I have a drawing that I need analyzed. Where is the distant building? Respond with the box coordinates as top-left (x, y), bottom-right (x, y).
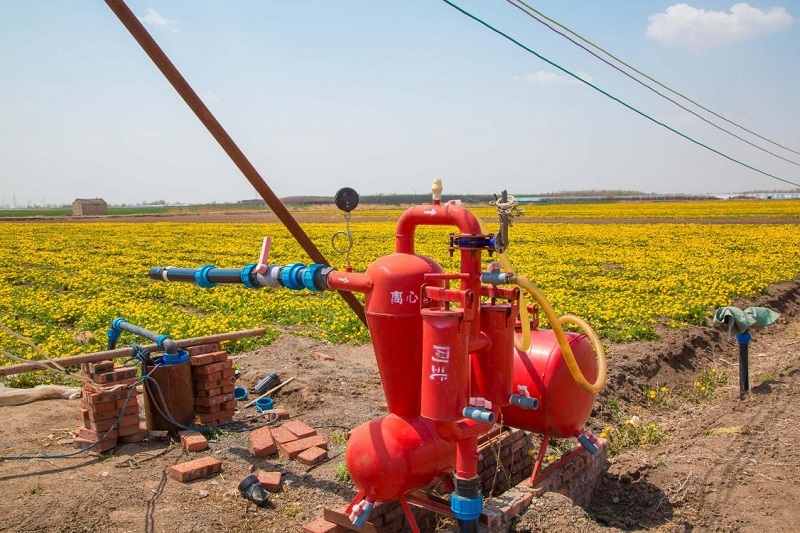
top-left (72, 198), bottom-right (108, 216)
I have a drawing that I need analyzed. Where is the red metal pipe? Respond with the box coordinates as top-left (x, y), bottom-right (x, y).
top-left (395, 204), bottom-right (485, 255)
top-left (327, 271), bottom-right (373, 293)
top-left (103, 0), bottom-right (366, 326)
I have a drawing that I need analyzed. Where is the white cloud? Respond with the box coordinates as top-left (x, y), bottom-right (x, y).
top-left (514, 70), bottom-right (593, 86)
top-left (138, 7), bottom-right (179, 33)
top-left (647, 3), bottom-right (794, 53)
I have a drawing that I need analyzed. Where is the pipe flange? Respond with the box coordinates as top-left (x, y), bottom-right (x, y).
top-left (301, 264), bottom-right (326, 292)
top-left (195, 265), bottom-right (218, 288)
top-left (240, 263), bottom-right (259, 289)
top-left (281, 263), bottom-right (305, 290)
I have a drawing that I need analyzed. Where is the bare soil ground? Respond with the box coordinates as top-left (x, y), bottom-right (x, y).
top-left (0, 281), bottom-right (798, 532)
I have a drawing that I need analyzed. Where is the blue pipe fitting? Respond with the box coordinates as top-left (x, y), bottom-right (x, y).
top-left (301, 264), bottom-right (325, 292)
top-left (577, 433), bottom-right (598, 454)
top-left (736, 332), bottom-right (752, 345)
top-left (161, 349), bottom-right (189, 365)
top-left (351, 501), bottom-right (374, 528)
top-left (240, 263), bottom-right (258, 289)
top-left (480, 270), bottom-right (512, 285)
top-left (110, 317), bottom-right (127, 332)
top-left (195, 265), bottom-right (218, 288)
top-left (463, 406), bottom-right (495, 425)
top-left (509, 394), bottom-right (539, 410)
top-left (450, 493), bottom-right (483, 522)
top-left (155, 334), bottom-right (171, 350)
top-left (281, 263), bottom-right (305, 290)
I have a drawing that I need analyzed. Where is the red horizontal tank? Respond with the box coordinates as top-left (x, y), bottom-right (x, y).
top-left (501, 329), bottom-right (598, 438)
top-left (346, 414), bottom-right (456, 502)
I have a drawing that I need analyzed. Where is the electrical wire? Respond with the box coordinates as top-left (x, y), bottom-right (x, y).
top-left (507, 0), bottom-right (800, 157)
top-left (439, 0), bottom-right (800, 188)
top-left (504, 0), bottom-right (800, 168)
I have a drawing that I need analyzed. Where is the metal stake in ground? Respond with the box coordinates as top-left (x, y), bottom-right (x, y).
top-left (736, 332), bottom-right (751, 400)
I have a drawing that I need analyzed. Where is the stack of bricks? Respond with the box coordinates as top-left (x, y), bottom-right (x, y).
top-left (188, 344), bottom-right (237, 426)
top-left (477, 427), bottom-right (537, 496)
top-left (74, 361), bottom-right (142, 452)
top-left (273, 420), bottom-right (329, 466)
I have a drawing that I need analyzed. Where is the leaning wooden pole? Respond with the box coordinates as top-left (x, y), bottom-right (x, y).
top-left (103, 0), bottom-right (367, 326)
top-left (0, 328), bottom-right (266, 377)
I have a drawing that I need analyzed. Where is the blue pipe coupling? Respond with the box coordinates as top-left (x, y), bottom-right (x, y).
top-left (450, 493), bottom-right (483, 522)
top-left (463, 406), bottom-right (495, 425)
top-left (509, 394), bottom-right (539, 410)
top-left (577, 433), bottom-right (598, 454)
top-left (349, 500), bottom-right (373, 528)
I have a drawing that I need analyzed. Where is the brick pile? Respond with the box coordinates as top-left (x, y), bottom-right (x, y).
top-left (188, 344), bottom-right (237, 426)
top-left (308, 429), bottom-right (609, 533)
top-left (74, 361), bottom-right (142, 452)
top-left (250, 418), bottom-right (329, 466)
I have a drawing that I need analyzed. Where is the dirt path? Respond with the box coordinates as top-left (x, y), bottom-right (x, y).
top-left (3, 211), bottom-right (799, 225)
top-left (0, 284), bottom-right (798, 532)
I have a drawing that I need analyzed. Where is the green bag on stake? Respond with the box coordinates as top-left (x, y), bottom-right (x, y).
top-left (712, 306), bottom-right (780, 338)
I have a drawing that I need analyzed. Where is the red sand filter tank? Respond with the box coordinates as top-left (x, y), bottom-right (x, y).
top-left (147, 182), bottom-right (607, 531)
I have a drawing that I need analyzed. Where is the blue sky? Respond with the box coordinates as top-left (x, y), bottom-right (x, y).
top-left (1, 1), bottom-right (798, 206)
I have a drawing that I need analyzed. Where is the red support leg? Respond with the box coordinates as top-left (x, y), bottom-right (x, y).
top-left (530, 434), bottom-right (550, 486)
top-left (399, 495), bottom-right (421, 533)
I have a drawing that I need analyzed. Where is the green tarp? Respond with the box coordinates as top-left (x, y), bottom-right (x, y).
top-left (712, 306), bottom-right (780, 338)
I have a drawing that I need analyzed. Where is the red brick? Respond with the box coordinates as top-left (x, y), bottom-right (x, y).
top-left (118, 422), bottom-right (143, 437)
top-left (250, 427), bottom-right (277, 457)
top-left (73, 436), bottom-right (117, 453)
top-left (76, 426), bottom-right (118, 442)
top-left (196, 409), bottom-right (235, 425)
top-left (257, 470), bottom-right (282, 492)
top-left (278, 435), bottom-right (328, 460)
top-left (185, 343), bottom-right (220, 356)
top-left (222, 399), bottom-right (237, 411)
top-left (178, 429), bottom-right (201, 445)
top-left (82, 411), bottom-right (139, 432)
top-left (94, 367), bottom-right (137, 384)
top-left (194, 387), bottom-right (222, 398)
top-left (192, 360), bottom-right (233, 375)
top-left (312, 351), bottom-right (335, 362)
top-left (168, 456), bottom-right (222, 483)
top-left (270, 426), bottom-right (299, 446)
top-left (81, 398), bottom-right (120, 414)
top-left (220, 384), bottom-right (235, 394)
top-left (119, 426), bottom-right (149, 443)
top-left (82, 389), bottom-right (122, 403)
top-left (303, 517), bottom-right (342, 533)
top-left (193, 371), bottom-right (222, 383)
top-left (80, 407), bottom-right (118, 423)
top-left (195, 395), bottom-right (224, 408)
top-left (282, 420), bottom-right (317, 439)
top-left (184, 434), bottom-right (209, 452)
top-left (195, 403), bottom-right (222, 414)
top-left (221, 368), bottom-right (235, 379)
top-left (296, 446), bottom-right (327, 466)
top-left (190, 351), bottom-right (228, 366)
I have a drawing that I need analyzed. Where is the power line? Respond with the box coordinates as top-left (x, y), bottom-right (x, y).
top-left (504, 0), bottom-right (800, 168)
top-left (439, 0), bottom-right (800, 188)
top-left (508, 0), bottom-right (800, 158)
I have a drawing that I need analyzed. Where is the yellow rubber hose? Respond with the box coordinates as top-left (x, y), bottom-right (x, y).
top-left (477, 216), bottom-right (606, 394)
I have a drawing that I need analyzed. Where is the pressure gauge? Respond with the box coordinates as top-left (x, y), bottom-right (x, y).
top-left (335, 187), bottom-right (359, 213)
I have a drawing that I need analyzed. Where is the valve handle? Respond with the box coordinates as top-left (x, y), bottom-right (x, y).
top-left (255, 236), bottom-right (271, 275)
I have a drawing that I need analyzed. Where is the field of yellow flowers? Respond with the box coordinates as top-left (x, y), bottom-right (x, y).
top-left (1, 201), bottom-right (799, 384)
